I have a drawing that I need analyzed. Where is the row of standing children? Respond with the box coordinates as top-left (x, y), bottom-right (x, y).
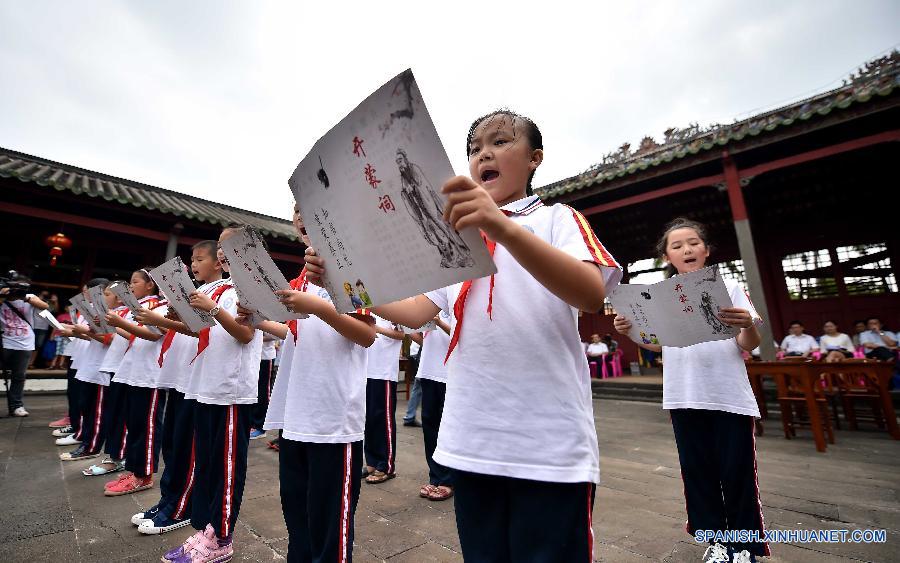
top-left (51, 230), bottom-right (266, 562)
top-left (48, 107), bottom-right (770, 563)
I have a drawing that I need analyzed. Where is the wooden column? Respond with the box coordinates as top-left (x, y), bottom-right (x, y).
top-left (722, 152), bottom-right (777, 360)
top-left (165, 223), bottom-right (184, 260)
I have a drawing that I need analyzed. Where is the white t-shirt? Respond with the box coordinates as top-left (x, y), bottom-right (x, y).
top-left (661, 279), bottom-right (761, 418)
top-left (425, 196), bottom-right (622, 484)
top-left (184, 284), bottom-right (262, 405)
top-left (113, 296), bottom-right (167, 388)
top-left (69, 313), bottom-right (91, 369)
top-left (75, 337), bottom-right (111, 386)
top-left (781, 333), bottom-right (818, 355)
top-left (586, 342), bottom-right (609, 357)
top-left (264, 280), bottom-right (371, 443)
top-left (98, 307), bottom-right (133, 376)
top-left (366, 316), bottom-right (402, 381)
top-left (157, 331), bottom-right (196, 392)
top-left (416, 312), bottom-right (450, 384)
top-left (1, 299), bottom-right (35, 351)
top-left (261, 338), bottom-right (277, 361)
top-left (820, 333), bottom-right (853, 353)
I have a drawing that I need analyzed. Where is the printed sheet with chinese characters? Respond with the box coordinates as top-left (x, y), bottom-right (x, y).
top-left (608, 266), bottom-right (739, 348)
top-left (288, 69), bottom-right (496, 313)
top-left (148, 257), bottom-right (216, 333)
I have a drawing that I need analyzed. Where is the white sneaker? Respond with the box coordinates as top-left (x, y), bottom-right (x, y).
top-left (732, 550), bottom-right (753, 563)
top-left (11, 407), bottom-right (29, 417)
top-left (703, 543), bottom-right (730, 563)
top-left (52, 426), bottom-right (74, 437)
top-left (55, 435), bottom-right (81, 446)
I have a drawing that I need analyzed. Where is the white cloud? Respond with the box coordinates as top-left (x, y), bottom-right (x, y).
top-left (1, 0), bottom-right (897, 220)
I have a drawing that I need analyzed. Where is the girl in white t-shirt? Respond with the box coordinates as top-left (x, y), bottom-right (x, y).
top-left (102, 269), bottom-right (167, 497)
top-left (819, 320), bottom-right (854, 362)
top-left (255, 203), bottom-right (376, 563)
top-left (305, 110), bottom-right (621, 562)
top-left (614, 218), bottom-right (770, 562)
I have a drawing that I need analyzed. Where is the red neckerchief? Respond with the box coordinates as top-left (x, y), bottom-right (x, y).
top-left (444, 230), bottom-right (498, 364)
top-left (286, 269), bottom-right (308, 344)
top-left (190, 283), bottom-right (234, 365)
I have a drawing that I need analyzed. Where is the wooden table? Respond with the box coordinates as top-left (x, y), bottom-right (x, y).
top-left (746, 361), bottom-right (900, 452)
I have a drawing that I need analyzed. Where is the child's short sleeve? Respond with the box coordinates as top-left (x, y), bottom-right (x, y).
top-left (219, 288), bottom-right (239, 316)
top-left (425, 287), bottom-right (449, 315)
top-left (551, 204), bottom-right (623, 289)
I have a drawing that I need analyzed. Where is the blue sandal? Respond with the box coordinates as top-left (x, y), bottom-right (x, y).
top-left (83, 459), bottom-right (124, 476)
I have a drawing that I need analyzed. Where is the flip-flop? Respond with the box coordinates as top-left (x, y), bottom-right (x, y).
top-left (426, 485), bottom-right (454, 501)
top-left (83, 460), bottom-right (124, 476)
top-left (365, 471), bottom-right (396, 484)
top-left (419, 484), bottom-right (437, 498)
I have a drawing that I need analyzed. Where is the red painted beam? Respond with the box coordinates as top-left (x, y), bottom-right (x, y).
top-left (579, 130), bottom-right (900, 217)
top-left (580, 173), bottom-right (725, 216)
top-left (2, 202), bottom-right (170, 241)
top-left (722, 154), bottom-right (748, 221)
top-left (739, 130), bottom-right (900, 179)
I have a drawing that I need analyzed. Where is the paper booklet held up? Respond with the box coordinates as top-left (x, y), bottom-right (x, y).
top-left (86, 285), bottom-right (115, 334)
top-left (608, 265), bottom-right (740, 348)
top-left (69, 294), bottom-right (102, 333)
top-left (288, 69), bottom-right (497, 313)
top-left (108, 282), bottom-right (163, 335)
top-left (220, 226), bottom-right (308, 322)
top-left (148, 257), bottom-right (216, 333)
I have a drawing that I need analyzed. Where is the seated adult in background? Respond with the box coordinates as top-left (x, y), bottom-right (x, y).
top-left (781, 321), bottom-right (818, 357)
top-left (602, 333), bottom-right (618, 354)
top-left (819, 320), bottom-right (854, 362)
top-left (751, 340), bottom-right (779, 359)
top-left (586, 333), bottom-right (609, 361)
top-left (859, 317), bottom-right (898, 361)
top-left (851, 319), bottom-right (867, 349)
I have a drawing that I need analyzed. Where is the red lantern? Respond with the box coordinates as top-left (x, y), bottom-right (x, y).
top-left (45, 232), bottom-right (72, 266)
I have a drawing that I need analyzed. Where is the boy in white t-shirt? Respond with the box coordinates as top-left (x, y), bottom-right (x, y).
top-left (131, 240), bottom-right (225, 536)
top-left (363, 315), bottom-right (404, 483)
top-left (150, 227), bottom-right (261, 563)
top-left (256, 202), bottom-right (376, 562)
top-left (305, 110), bottom-right (621, 561)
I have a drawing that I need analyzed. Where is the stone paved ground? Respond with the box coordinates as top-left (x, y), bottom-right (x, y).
top-left (1, 395), bottom-right (898, 562)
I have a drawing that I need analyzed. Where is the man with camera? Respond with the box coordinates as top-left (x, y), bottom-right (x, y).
top-left (1, 271), bottom-right (49, 417)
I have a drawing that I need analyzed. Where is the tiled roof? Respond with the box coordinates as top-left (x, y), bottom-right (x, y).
top-left (538, 51), bottom-right (900, 199)
top-left (0, 148), bottom-right (297, 240)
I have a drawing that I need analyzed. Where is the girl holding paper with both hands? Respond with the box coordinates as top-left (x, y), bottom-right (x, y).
top-left (613, 218), bottom-right (770, 563)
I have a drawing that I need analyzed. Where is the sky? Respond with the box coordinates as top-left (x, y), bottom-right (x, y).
top-left (1, 1), bottom-right (897, 222)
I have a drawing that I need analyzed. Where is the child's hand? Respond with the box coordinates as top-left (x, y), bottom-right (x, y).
top-left (717, 307), bottom-right (754, 329)
top-left (304, 246), bottom-right (325, 284)
top-left (442, 176), bottom-right (511, 242)
top-left (165, 308), bottom-right (181, 322)
top-left (105, 312), bottom-right (123, 328)
top-left (189, 291), bottom-right (217, 313)
top-left (68, 323), bottom-right (89, 335)
top-left (235, 303), bottom-right (255, 326)
top-left (134, 307), bottom-right (165, 327)
top-left (612, 315), bottom-right (632, 336)
top-left (275, 289), bottom-right (325, 316)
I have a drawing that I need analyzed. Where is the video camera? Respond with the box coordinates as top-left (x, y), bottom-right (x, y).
top-left (0, 270), bottom-right (31, 301)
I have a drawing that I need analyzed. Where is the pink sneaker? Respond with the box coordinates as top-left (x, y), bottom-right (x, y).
top-left (168, 525), bottom-right (233, 563)
top-left (161, 528), bottom-right (205, 562)
top-left (105, 471), bottom-right (132, 489)
top-left (49, 416), bottom-right (71, 428)
top-left (104, 474), bottom-right (153, 496)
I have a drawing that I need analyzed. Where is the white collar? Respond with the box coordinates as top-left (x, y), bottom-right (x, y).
top-left (499, 195), bottom-right (543, 216)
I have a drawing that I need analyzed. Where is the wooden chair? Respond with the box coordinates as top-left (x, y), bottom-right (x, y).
top-left (774, 362), bottom-right (836, 444)
top-left (818, 360), bottom-right (886, 431)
